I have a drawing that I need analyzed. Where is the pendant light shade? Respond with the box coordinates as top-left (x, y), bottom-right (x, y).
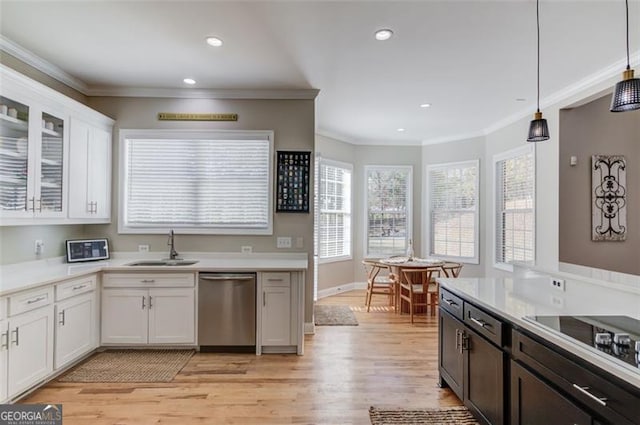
top-left (610, 0), bottom-right (640, 112)
top-left (527, 111), bottom-right (550, 142)
top-left (527, 0), bottom-right (550, 142)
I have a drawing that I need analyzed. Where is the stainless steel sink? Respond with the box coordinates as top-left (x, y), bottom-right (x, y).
top-left (126, 259), bottom-right (199, 266)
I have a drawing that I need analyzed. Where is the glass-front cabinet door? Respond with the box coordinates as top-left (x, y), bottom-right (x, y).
top-left (0, 93), bottom-right (67, 220)
top-left (0, 95), bottom-right (30, 215)
top-left (38, 111), bottom-right (65, 215)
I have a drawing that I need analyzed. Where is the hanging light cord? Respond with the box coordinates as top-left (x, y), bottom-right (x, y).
top-left (536, 0), bottom-right (541, 113)
top-left (625, 0), bottom-right (630, 70)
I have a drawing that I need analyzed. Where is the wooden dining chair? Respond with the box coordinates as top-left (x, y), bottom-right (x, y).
top-left (362, 260), bottom-right (395, 312)
top-left (428, 263), bottom-right (463, 315)
top-left (442, 262), bottom-right (464, 278)
top-left (398, 267), bottom-right (436, 323)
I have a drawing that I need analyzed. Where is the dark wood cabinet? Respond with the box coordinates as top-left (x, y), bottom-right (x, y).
top-left (511, 360), bottom-right (592, 425)
top-left (439, 309), bottom-right (505, 425)
top-left (465, 328), bottom-right (505, 425)
top-left (439, 309), bottom-right (464, 399)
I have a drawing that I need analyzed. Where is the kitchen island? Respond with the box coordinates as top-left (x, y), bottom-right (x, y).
top-left (437, 273), bottom-right (640, 425)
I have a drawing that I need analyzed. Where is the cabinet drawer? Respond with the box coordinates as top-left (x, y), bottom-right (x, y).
top-left (9, 286), bottom-right (53, 316)
top-left (513, 329), bottom-right (640, 425)
top-left (103, 273), bottom-right (195, 288)
top-left (463, 303), bottom-right (503, 347)
top-left (261, 272), bottom-right (291, 287)
top-left (56, 274), bottom-right (97, 301)
top-left (439, 288), bottom-right (463, 320)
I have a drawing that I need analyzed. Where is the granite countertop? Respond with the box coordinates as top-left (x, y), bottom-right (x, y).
top-left (0, 252), bottom-right (309, 297)
top-left (437, 276), bottom-right (640, 389)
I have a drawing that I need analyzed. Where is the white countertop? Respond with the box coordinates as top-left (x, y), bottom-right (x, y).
top-left (437, 276), bottom-right (640, 388)
top-left (0, 252), bottom-right (308, 297)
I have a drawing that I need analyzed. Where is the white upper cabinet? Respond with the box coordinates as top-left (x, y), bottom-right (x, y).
top-left (0, 64), bottom-right (113, 225)
top-left (68, 117), bottom-right (111, 220)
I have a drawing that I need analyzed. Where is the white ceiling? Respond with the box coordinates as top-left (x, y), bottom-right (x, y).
top-left (1, 0), bottom-right (638, 145)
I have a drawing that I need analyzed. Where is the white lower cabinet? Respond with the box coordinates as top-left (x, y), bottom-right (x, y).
top-left (7, 305), bottom-right (54, 398)
top-left (101, 281), bottom-right (195, 345)
top-left (55, 292), bottom-right (97, 369)
top-left (259, 271), bottom-right (303, 354)
top-left (0, 319), bottom-right (8, 402)
top-left (262, 285), bottom-right (291, 346)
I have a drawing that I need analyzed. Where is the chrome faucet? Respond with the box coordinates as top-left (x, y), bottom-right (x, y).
top-left (167, 230), bottom-right (180, 260)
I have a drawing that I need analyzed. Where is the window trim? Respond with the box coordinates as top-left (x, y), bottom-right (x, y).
top-left (363, 165), bottom-right (413, 259)
top-left (425, 159), bottom-right (480, 265)
top-left (118, 129), bottom-right (274, 235)
top-left (317, 158), bottom-right (353, 264)
top-left (492, 144), bottom-right (536, 272)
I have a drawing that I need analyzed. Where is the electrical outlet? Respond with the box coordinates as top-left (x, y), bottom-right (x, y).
top-left (277, 237), bottom-right (292, 249)
top-left (34, 239), bottom-right (44, 255)
top-left (138, 244), bottom-right (150, 252)
top-left (550, 277), bottom-right (566, 291)
top-left (241, 245), bottom-right (253, 253)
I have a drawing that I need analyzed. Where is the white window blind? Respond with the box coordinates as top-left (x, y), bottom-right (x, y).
top-left (121, 131), bottom-right (272, 234)
top-left (495, 145), bottom-right (535, 267)
top-left (318, 160), bottom-right (352, 260)
top-left (427, 160), bottom-right (479, 263)
top-left (365, 166), bottom-right (412, 257)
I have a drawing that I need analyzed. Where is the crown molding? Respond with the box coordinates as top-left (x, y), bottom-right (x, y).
top-left (85, 86), bottom-right (320, 99)
top-left (0, 35), bottom-right (90, 94)
top-left (421, 130), bottom-right (486, 146)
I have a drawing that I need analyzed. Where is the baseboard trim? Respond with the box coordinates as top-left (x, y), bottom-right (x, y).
top-left (316, 281), bottom-right (366, 299)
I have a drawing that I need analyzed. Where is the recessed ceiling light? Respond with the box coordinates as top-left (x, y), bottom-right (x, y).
top-left (420, 103), bottom-right (432, 108)
top-left (183, 78), bottom-right (196, 85)
top-left (206, 36), bottom-right (223, 47)
top-left (397, 128), bottom-right (405, 132)
top-left (374, 29), bottom-right (393, 41)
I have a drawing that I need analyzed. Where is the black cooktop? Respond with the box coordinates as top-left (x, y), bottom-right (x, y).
top-left (527, 315), bottom-right (640, 368)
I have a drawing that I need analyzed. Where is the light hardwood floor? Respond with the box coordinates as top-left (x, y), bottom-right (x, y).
top-left (22, 289), bottom-right (461, 424)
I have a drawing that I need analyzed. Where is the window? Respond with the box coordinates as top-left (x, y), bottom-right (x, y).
top-left (365, 166), bottom-right (412, 257)
top-left (427, 160), bottom-right (479, 263)
top-left (119, 129), bottom-right (273, 234)
top-left (318, 159), bottom-right (352, 261)
top-left (494, 145), bottom-right (535, 270)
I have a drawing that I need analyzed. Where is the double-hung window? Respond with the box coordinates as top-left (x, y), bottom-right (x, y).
top-left (494, 145), bottom-right (535, 270)
top-left (120, 129), bottom-right (273, 234)
top-left (365, 166), bottom-right (412, 257)
top-left (318, 159), bottom-right (352, 262)
top-left (427, 160), bottom-right (479, 263)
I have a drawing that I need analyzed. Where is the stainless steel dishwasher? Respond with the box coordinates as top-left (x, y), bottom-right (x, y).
top-left (198, 273), bottom-right (256, 352)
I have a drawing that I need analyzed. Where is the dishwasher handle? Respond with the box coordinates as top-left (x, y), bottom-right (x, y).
top-left (200, 275), bottom-right (255, 281)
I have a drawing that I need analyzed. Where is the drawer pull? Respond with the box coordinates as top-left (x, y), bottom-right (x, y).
top-left (141, 279), bottom-right (156, 283)
top-left (26, 296), bottom-right (46, 304)
top-left (1, 331), bottom-right (8, 350)
top-left (470, 317), bottom-right (489, 328)
top-left (443, 298), bottom-right (458, 307)
top-left (59, 310), bottom-right (66, 326)
top-left (11, 328), bottom-right (19, 346)
top-left (149, 296), bottom-right (153, 309)
top-left (72, 284), bottom-right (87, 291)
top-left (267, 278), bottom-right (284, 282)
top-left (142, 296), bottom-right (146, 310)
top-left (572, 384), bottom-right (607, 407)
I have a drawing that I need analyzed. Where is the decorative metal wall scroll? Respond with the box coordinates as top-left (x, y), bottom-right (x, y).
top-left (592, 155), bottom-right (626, 241)
top-left (276, 151), bottom-right (310, 213)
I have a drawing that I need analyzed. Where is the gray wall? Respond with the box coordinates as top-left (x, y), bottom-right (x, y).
top-left (85, 96), bottom-right (316, 321)
top-left (559, 94), bottom-right (640, 275)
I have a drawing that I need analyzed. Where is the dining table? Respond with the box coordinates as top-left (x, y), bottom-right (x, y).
top-left (377, 256), bottom-right (456, 315)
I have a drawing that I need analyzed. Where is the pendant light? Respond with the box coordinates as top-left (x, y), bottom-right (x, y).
top-left (527, 0), bottom-right (550, 142)
top-left (610, 0), bottom-right (640, 112)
